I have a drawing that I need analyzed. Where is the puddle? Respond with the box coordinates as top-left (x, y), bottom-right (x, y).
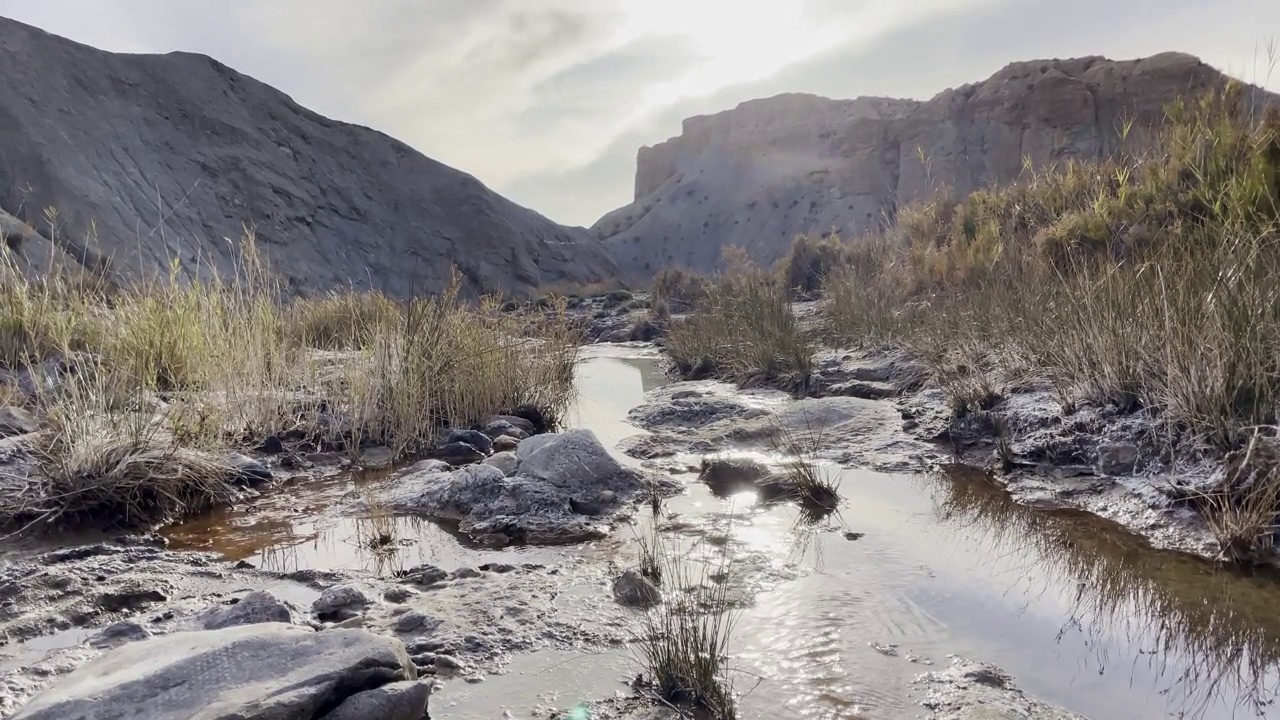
top-left (155, 343), bottom-right (1280, 719)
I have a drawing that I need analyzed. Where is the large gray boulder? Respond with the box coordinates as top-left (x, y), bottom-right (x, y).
top-left (0, 17), bottom-right (617, 297)
top-left (10, 623), bottom-right (418, 720)
top-left (198, 590), bottom-right (296, 630)
top-left (388, 429), bottom-right (661, 545)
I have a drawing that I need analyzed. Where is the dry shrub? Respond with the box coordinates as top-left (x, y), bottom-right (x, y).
top-left (780, 233), bottom-right (849, 299)
top-left (634, 528), bottom-right (738, 718)
top-left (0, 235), bottom-right (580, 533)
top-left (666, 251), bottom-right (813, 389)
top-left (651, 267), bottom-right (708, 312)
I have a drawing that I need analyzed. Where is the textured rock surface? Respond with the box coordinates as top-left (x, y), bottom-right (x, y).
top-left (10, 623), bottom-right (417, 720)
top-left (387, 429), bottom-right (663, 545)
top-left (197, 590), bottom-right (296, 630)
top-left (598, 53), bottom-right (1274, 279)
top-left (916, 658), bottom-right (1087, 719)
top-left (0, 17), bottom-right (617, 297)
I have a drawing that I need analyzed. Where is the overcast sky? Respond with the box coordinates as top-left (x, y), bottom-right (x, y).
top-left (2, 1), bottom-right (1277, 227)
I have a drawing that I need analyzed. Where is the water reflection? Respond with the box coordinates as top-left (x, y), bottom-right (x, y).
top-left (930, 465), bottom-right (1280, 718)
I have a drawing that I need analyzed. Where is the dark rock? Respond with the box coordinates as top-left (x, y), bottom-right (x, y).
top-left (226, 453), bottom-right (272, 485)
top-left (279, 453), bottom-right (312, 469)
top-left (433, 442), bottom-right (485, 466)
top-left (97, 588), bottom-right (166, 612)
top-left (389, 430), bottom-right (664, 545)
top-left (399, 564), bottom-right (449, 586)
top-left (487, 415), bottom-right (536, 437)
top-left (568, 497), bottom-right (608, 516)
top-left (305, 451), bottom-right (344, 466)
top-left (446, 429), bottom-right (493, 455)
top-left (479, 563), bottom-right (518, 574)
top-left (844, 532), bottom-right (866, 541)
top-left (199, 590), bottom-right (295, 630)
top-left (0, 406), bottom-right (38, 436)
top-left (902, 419), bottom-right (920, 431)
top-left (359, 445), bottom-right (395, 469)
top-left (451, 567), bottom-right (482, 580)
top-left (383, 587), bottom-right (417, 604)
top-left (393, 611), bottom-right (441, 635)
top-left (322, 680), bottom-right (433, 720)
top-left (482, 420), bottom-right (527, 440)
top-left (612, 570), bottom-right (661, 607)
top-left (257, 435), bottom-right (285, 455)
top-left (9, 623), bottom-right (416, 720)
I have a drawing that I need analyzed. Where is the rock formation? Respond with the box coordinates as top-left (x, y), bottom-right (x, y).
top-left (597, 52), bottom-right (1272, 280)
top-left (0, 17), bottom-right (618, 297)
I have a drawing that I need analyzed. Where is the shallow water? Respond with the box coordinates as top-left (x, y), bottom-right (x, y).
top-left (163, 344), bottom-right (1280, 719)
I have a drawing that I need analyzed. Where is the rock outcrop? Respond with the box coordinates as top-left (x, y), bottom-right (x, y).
top-left (597, 52), bottom-right (1272, 279)
top-left (9, 623), bottom-right (424, 720)
top-left (0, 17), bottom-right (617, 297)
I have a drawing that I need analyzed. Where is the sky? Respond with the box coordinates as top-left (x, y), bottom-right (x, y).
top-left (1, 1), bottom-right (1278, 227)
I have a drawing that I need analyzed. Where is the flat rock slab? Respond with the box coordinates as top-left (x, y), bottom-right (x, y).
top-left (11, 622), bottom-right (417, 720)
top-left (917, 658), bottom-right (1087, 720)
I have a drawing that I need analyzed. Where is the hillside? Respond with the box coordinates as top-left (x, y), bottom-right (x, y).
top-left (596, 52), bottom-right (1270, 279)
top-left (0, 16), bottom-right (618, 297)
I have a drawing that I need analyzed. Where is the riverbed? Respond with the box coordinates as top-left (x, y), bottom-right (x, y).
top-left (6, 344), bottom-right (1280, 719)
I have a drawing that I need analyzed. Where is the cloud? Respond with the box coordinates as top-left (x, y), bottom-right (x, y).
top-left (1, 0), bottom-right (1276, 227)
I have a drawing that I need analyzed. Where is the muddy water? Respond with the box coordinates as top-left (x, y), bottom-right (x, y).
top-left (163, 344), bottom-right (1280, 719)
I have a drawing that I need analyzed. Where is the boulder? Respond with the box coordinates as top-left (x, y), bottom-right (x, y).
top-left (313, 584), bottom-right (373, 621)
top-left (10, 623), bottom-right (417, 720)
top-left (433, 442), bottom-right (485, 466)
top-left (492, 435), bottom-right (521, 453)
top-left (225, 453), bottom-right (272, 485)
top-left (487, 414), bottom-right (537, 437)
top-left (482, 419), bottom-right (528, 440)
top-left (359, 446), bottom-right (396, 469)
top-left (482, 451), bottom-right (519, 477)
top-left (389, 430), bottom-right (660, 545)
top-left (446, 429), bottom-right (493, 455)
top-left (199, 590), bottom-right (295, 630)
top-left (0, 406), bottom-right (38, 437)
top-left (88, 622), bottom-right (151, 650)
top-left (322, 680), bottom-right (432, 720)
top-left (613, 570), bottom-right (661, 607)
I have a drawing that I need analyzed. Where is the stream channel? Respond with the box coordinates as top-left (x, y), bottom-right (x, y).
top-left (150, 344), bottom-right (1280, 719)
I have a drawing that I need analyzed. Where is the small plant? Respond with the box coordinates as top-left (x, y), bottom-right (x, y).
top-left (1199, 430), bottom-right (1280, 562)
top-left (634, 526), bottom-right (739, 719)
top-left (768, 414), bottom-right (842, 513)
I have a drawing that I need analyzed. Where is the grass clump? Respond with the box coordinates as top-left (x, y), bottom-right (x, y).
top-left (780, 233), bottom-right (849, 300)
top-left (0, 234), bottom-right (579, 533)
top-left (769, 415), bottom-right (842, 513)
top-left (651, 267), bottom-right (708, 313)
top-left (666, 250), bottom-right (814, 390)
top-left (634, 528), bottom-right (739, 719)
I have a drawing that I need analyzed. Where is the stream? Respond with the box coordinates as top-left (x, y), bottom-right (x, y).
top-left (150, 345), bottom-right (1280, 718)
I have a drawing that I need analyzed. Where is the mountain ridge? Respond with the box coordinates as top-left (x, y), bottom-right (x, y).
top-left (0, 15), bottom-right (617, 297)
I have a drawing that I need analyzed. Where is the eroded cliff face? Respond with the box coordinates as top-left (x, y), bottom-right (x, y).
top-left (0, 17), bottom-right (618, 298)
top-left (596, 52), bottom-right (1247, 280)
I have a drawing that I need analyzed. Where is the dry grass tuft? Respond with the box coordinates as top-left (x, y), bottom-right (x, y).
top-left (634, 527), bottom-right (739, 719)
top-left (769, 416), bottom-right (842, 513)
top-left (0, 234), bottom-right (579, 534)
top-left (666, 250), bottom-right (814, 390)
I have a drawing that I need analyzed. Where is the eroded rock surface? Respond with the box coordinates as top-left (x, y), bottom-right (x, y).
top-left (10, 623), bottom-right (417, 720)
top-left (598, 53), bottom-right (1274, 281)
top-left (388, 429), bottom-right (672, 545)
top-left (917, 658), bottom-right (1087, 719)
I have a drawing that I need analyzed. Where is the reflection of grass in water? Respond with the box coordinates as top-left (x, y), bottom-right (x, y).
top-left (929, 464), bottom-right (1280, 718)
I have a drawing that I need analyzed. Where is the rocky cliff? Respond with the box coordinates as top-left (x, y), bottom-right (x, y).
top-left (597, 52), bottom-right (1266, 279)
top-left (0, 17), bottom-right (618, 297)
